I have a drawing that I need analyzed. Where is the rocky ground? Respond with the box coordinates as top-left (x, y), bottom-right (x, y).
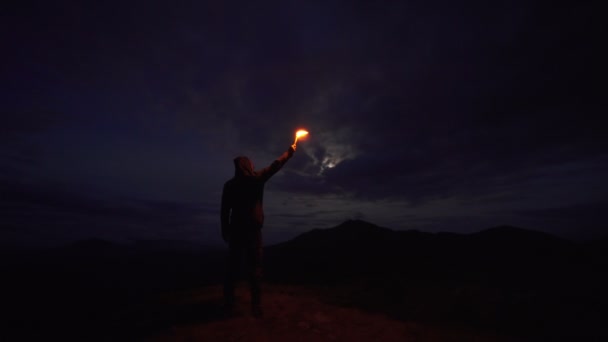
top-left (110, 285), bottom-right (516, 342)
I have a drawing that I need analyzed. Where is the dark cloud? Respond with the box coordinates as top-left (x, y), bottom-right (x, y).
top-left (517, 200), bottom-right (608, 240)
top-left (0, 108), bottom-right (72, 182)
top-left (1, 0), bottom-right (606, 245)
top-left (0, 179), bottom-right (218, 246)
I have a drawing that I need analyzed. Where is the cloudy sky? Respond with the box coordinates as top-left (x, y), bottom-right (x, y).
top-left (2, 0), bottom-right (605, 247)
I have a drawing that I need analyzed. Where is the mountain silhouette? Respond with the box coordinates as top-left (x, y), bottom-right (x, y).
top-left (264, 220), bottom-right (607, 340)
top-left (56, 238), bottom-right (122, 258)
top-left (280, 219), bottom-right (397, 250)
top-left (270, 220), bottom-right (566, 252)
top-left (265, 219), bottom-right (574, 283)
top-left (469, 224), bottom-right (567, 246)
top-left (3, 220), bottom-right (606, 341)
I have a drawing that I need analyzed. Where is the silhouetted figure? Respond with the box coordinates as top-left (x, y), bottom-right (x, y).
top-left (221, 145), bottom-right (296, 317)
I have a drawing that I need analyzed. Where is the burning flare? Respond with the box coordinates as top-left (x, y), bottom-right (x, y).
top-left (293, 129), bottom-right (309, 146)
top-left (296, 130), bottom-right (309, 139)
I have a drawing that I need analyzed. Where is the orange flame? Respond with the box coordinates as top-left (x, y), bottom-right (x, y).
top-left (295, 130), bottom-right (309, 139)
top-left (294, 129), bottom-right (309, 145)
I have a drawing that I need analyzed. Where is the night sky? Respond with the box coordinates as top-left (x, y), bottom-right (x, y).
top-left (2, 1), bottom-right (606, 247)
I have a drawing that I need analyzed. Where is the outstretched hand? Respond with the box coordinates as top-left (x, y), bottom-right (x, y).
top-left (287, 144), bottom-right (296, 158)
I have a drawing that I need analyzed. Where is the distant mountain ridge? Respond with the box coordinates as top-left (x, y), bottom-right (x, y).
top-left (264, 219), bottom-right (577, 283)
top-left (270, 219), bottom-right (567, 250)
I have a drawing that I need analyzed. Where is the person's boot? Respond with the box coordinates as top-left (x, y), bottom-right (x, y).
top-left (251, 290), bottom-right (263, 318)
top-left (223, 298), bottom-right (236, 318)
top-left (223, 284), bottom-right (236, 318)
top-left (252, 303), bottom-right (263, 318)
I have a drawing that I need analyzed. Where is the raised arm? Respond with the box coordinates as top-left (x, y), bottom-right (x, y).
top-left (258, 145), bottom-right (295, 182)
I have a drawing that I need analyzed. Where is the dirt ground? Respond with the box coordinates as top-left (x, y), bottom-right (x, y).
top-left (121, 285), bottom-right (517, 342)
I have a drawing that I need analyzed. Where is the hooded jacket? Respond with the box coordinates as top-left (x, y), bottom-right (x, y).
top-left (221, 146), bottom-right (294, 236)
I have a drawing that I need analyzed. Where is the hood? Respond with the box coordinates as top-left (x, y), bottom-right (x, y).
top-left (233, 156), bottom-right (254, 177)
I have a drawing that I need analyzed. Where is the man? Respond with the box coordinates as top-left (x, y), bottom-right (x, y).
top-left (221, 144), bottom-right (296, 317)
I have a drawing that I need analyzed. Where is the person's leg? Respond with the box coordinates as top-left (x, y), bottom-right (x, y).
top-left (223, 238), bottom-right (243, 312)
top-left (248, 229), bottom-right (263, 317)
